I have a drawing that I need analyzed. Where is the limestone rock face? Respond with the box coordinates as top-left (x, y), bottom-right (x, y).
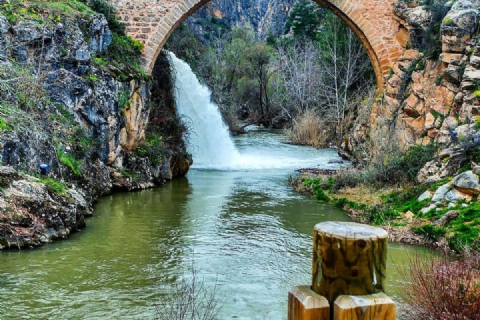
top-left (0, 167), bottom-right (92, 249)
top-left (345, 0), bottom-right (480, 163)
top-left (186, 0), bottom-right (296, 41)
top-left (442, 1), bottom-right (480, 53)
top-left (0, 10), bottom-right (191, 249)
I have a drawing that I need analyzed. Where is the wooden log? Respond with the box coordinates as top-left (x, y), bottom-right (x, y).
top-left (312, 221), bottom-right (388, 303)
top-left (288, 285), bottom-right (330, 320)
top-left (334, 293), bottom-right (396, 320)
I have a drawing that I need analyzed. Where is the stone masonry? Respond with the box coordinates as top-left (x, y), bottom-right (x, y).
top-left (110, 0), bottom-right (409, 90)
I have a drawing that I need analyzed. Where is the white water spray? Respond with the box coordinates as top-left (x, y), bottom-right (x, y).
top-left (169, 51), bottom-right (241, 169)
top-left (168, 51), bottom-right (346, 171)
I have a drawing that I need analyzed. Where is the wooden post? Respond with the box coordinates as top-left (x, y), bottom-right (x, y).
top-left (312, 221), bottom-right (388, 304)
top-left (288, 221), bottom-right (394, 320)
top-left (288, 286), bottom-right (330, 320)
top-left (334, 293), bottom-right (396, 320)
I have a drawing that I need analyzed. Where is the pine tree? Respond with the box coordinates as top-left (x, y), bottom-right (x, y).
top-left (284, 0), bottom-right (323, 40)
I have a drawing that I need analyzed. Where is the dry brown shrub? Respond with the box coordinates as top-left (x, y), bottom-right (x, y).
top-left (286, 109), bottom-right (333, 148)
top-left (399, 251), bottom-right (480, 320)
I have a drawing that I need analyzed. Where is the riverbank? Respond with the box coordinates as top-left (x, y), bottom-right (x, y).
top-left (290, 160), bottom-right (480, 252)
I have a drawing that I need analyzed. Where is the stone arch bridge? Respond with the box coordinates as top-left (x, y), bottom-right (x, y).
top-left (111, 0), bottom-right (410, 90)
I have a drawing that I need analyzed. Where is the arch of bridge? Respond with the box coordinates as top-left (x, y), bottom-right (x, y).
top-left (112, 0), bottom-right (409, 91)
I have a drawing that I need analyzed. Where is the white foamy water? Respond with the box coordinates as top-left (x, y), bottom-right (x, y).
top-left (169, 51), bottom-right (345, 171)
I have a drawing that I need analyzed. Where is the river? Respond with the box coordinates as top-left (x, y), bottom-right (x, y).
top-left (0, 128), bottom-right (429, 320)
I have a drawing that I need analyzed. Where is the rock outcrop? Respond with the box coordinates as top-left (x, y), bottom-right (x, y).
top-left (0, 6), bottom-right (191, 249)
top-left (185, 0), bottom-right (296, 41)
top-left (347, 0), bottom-right (480, 167)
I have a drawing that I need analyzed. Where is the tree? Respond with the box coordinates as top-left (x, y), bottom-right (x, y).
top-left (274, 40), bottom-right (322, 114)
top-left (284, 0), bottom-right (323, 41)
top-left (246, 42), bottom-right (274, 117)
top-left (315, 12), bottom-right (373, 138)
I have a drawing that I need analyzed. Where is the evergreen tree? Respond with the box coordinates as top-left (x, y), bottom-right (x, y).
top-left (284, 0), bottom-right (323, 40)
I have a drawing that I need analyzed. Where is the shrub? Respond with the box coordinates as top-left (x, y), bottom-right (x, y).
top-left (412, 224), bottom-right (447, 241)
top-left (155, 266), bottom-right (223, 320)
top-left (287, 109), bottom-right (332, 148)
top-left (57, 150), bottom-right (81, 175)
top-left (399, 251), bottom-right (480, 320)
top-left (106, 34), bottom-right (144, 67)
top-left (136, 134), bottom-right (165, 165)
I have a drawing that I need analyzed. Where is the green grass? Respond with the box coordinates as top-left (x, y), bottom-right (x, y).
top-left (120, 169), bottom-right (139, 178)
top-left (0, 117), bottom-right (12, 131)
top-left (412, 224), bottom-right (447, 241)
top-left (36, 175), bottom-right (68, 195)
top-left (57, 150), bottom-right (81, 176)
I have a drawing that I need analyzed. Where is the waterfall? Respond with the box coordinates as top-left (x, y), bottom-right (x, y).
top-left (168, 51), bottom-right (346, 171)
top-left (168, 51), bottom-right (241, 169)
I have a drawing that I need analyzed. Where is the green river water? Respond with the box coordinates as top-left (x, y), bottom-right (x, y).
top-left (0, 128), bottom-right (429, 320)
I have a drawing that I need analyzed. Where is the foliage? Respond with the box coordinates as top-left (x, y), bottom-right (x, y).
top-left (57, 149), bottom-right (82, 176)
top-left (136, 134), bottom-right (165, 165)
top-left (284, 0), bottom-right (323, 40)
top-left (0, 117), bottom-right (12, 131)
top-left (304, 178), bottom-right (330, 202)
top-left (105, 34), bottom-right (144, 67)
top-left (412, 224), bottom-right (447, 241)
top-left (37, 176), bottom-right (67, 195)
top-left (399, 251), bottom-right (480, 320)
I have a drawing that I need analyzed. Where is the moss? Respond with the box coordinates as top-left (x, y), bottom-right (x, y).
top-left (443, 17), bottom-right (453, 24)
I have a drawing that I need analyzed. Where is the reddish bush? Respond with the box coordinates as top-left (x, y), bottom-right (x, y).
top-left (400, 251), bottom-right (480, 320)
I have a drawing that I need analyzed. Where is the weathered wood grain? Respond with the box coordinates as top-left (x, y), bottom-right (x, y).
top-left (288, 285), bottom-right (330, 320)
top-left (334, 293), bottom-right (396, 320)
top-left (312, 222), bottom-right (388, 303)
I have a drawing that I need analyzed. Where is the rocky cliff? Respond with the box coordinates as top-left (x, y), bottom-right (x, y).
top-left (348, 0), bottom-right (480, 170)
top-left (0, 2), bottom-right (191, 249)
top-left (185, 0), bottom-right (296, 40)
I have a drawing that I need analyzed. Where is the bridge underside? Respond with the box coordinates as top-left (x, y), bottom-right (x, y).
top-left (113, 0), bottom-right (409, 91)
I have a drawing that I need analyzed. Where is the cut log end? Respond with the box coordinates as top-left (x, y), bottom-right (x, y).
top-left (312, 222), bottom-right (388, 303)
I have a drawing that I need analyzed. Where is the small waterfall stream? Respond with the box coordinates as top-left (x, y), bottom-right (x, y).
top-left (168, 51), bottom-right (241, 169)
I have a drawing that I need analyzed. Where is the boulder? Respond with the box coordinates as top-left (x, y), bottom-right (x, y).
top-left (0, 166), bottom-right (21, 187)
top-left (444, 188), bottom-right (472, 202)
top-left (421, 203), bottom-right (437, 214)
top-left (452, 170), bottom-right (480, 195)
top-left (432, 183), bottom-right (452, 202)
top-left (442, 2), bottom-right (480, 53)
top-left (418, 190), bottom-right (433, 201)
top-left (473, 165), bottom-right (480, 175)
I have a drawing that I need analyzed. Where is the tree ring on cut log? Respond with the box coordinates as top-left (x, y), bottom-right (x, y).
top-left (312, 221), bottom-right (388, 304)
